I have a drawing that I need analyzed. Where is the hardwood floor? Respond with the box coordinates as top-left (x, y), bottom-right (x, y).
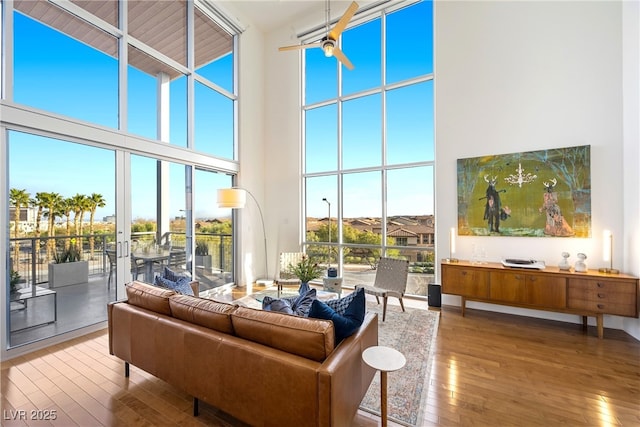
top-left (2, 295), bottom-right (639, 426)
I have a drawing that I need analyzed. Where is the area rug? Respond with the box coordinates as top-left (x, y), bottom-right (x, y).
top-left (359, 303), bottom-right (440, 426)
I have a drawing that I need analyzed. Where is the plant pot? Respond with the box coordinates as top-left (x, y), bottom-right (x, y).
top-left (48, 261), bottom-right (89, 288)
top-left (195, 254), bottom-right (213, 271)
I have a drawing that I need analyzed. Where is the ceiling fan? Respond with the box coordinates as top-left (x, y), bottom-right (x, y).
top-left (279, 1), bottom-right (359, 70)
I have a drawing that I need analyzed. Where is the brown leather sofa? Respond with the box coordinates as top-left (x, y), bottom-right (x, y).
top-left (108, 281), bottom-right (378, 426)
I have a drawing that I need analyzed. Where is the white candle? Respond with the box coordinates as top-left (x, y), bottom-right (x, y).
top-left (602, 229), bottom-right (612, 263)
top-left (450, 227), bottom-right (456, 257)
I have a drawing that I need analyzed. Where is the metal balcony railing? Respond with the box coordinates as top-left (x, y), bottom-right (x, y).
top-left (9, 232), bottom-right (233, 288)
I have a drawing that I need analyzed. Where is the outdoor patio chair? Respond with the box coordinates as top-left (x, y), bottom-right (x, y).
top-left (107, 249), bottom-right (144, 288)
top-left (275, 252), bottom-right (303, 296)
top-left (166, 249), bottom-right (189, 275)
top-left (355, 257), bottom-right (409, 321)
top-left (106, 249), bottom-right (117, 289)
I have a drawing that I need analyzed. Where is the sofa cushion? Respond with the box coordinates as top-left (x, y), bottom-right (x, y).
top-left (163, 266), bottom-right (189, 282)
top-left (154, 274), bottom-right (194, 296)
top-left (324, 290), bottom-right (360, 316)
top-left (231, 307), bottom-right (335, 362)
top-left (169, 295), bottom-right (236, 334)
top-left (308, 288), bottom-right (365, 343)
top-left (126, 281), bottom-right (175, 316)
top-left (262, 288), bottom-right (317, 316)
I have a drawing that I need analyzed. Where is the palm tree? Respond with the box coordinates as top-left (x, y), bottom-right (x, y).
top-left (87, 193), bottom-right (106, 259)
top-left (41, 192), bottom-right (63, 261)
top-left (30, 192), bottom-right (47, 263)
top-left (70, 194), bottom-right (88, 254)
top-left (77, 195), bottom-right (91, 254)
top-left (9, 188), bottom-right (30, 268)
top-left (60, 197), bottom-right (73, 248)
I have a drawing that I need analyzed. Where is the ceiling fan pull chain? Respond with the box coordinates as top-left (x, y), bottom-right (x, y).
top-left (325, 0), bottom-right (331, 36)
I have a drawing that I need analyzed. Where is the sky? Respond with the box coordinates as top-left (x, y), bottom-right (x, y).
top-left (9, 0), bottom-right (434, 222)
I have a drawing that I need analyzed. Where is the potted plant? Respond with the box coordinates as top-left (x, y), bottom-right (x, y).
top-left (48, 246), bottom-right (89, 288)
top-left (289, 255), bottom-right (323, 285)
top-left (10, 269), bottom-right (21, 294)
top-left (195, 240), bottom-right (212, 271)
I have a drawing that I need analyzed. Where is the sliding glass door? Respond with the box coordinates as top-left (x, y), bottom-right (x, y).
top-left (7, 131), bottom-right (119, 347)
top-left (6, 133), bottom-right (236, 348)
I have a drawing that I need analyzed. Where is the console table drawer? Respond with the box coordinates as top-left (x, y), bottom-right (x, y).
top-left (568, 279), bottom-right (637, 316)
top-left (442, 266), bottom-right (489, 298)
top-left (568, 279), bottom-right (636, 295)
top-left (568, 298), bottom-right (636, 316)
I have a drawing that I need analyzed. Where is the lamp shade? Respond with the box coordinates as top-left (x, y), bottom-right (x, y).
top-left (217, 188), bottom-right (246, 208)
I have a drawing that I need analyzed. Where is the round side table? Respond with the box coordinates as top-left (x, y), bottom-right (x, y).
top-left (322, 276), bottom-right (343, 297)
top-left (362, 346), bottom-right (406, 427)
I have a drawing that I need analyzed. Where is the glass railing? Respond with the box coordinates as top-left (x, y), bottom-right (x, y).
top-left (9, 231), bottom-right (234, 290)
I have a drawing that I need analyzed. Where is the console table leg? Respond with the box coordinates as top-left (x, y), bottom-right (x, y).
top-left (596, 314), bottom-right (604, 339)
top-left (582, 316), bottom-right (588, 330)
top-left (461, 297), bottom-right (466, 317)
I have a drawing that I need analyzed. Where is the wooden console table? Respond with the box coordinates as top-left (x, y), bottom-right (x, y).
top-left (441, 260), bottom-right (639, 339)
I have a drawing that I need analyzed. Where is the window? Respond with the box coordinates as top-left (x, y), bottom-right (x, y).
top-left (13, 7), bottom-right (118, 128)
top-left (303, 0), bottom-right (434, 297)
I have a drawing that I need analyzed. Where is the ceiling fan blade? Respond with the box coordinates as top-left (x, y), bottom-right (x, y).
top-left (333, 46), bottom-right (354, 70)
top-left (329, 1), bottom-right (359, 41)
top-left (279, 43), bottom-right (321, 52)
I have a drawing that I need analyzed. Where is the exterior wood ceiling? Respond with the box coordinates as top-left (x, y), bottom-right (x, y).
top-left (14, 0), bottom-right (232, 81)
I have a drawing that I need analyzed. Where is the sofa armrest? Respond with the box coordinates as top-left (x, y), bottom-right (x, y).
top-left (317, 312), bottom-right (378, 425)
top-left (107, 300), bottom-right (129, 355)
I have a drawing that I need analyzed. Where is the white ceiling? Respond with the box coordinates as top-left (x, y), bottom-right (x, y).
top-left (219, 1), bottom-right (374, 33)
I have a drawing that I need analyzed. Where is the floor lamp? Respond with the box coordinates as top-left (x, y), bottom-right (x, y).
top-left (217, 188), bottom-right (272, 285)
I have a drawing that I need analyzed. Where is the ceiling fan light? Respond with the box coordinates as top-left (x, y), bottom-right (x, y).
top-left (323, 44), bottom-right (334, 57)
top-left (322, 39), bottom-right (335, 57)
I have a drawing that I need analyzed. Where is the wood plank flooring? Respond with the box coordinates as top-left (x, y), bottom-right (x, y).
top-left (2, 294), bottom-right (639, 426)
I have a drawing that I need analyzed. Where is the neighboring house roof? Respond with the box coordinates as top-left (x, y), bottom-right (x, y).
top-left (388, 227), bottom-right (419, 237)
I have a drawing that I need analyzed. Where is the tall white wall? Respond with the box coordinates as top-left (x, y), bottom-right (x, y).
top-left (216, 3), bottom-right (270, 286)
top-left (221, 2), bottom-right (315, 284)
top-left (435, 0), bottom-right (639, 338)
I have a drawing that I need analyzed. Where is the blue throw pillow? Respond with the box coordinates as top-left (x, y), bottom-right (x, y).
top-left (325, 290), bottom-right (359, 316)
top-left (308, 288), bottom-right (365, 343)
top-left (154, 275), bottom-right (194, 296)
top-left (163, 266), bottom-right (188, 282)
top-left (263, 288), bottom-right (317, 316)
top-left (263, 297), bottom-right (295, 315)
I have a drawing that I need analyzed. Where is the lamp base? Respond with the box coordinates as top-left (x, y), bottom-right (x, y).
top-left (445, 258), bottom-right (459, 263)
top-left (598, 268), bottom-right (619, 275)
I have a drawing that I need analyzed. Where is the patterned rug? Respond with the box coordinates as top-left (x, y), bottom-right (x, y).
top-left (359, 303), bottom-right (440, 426)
